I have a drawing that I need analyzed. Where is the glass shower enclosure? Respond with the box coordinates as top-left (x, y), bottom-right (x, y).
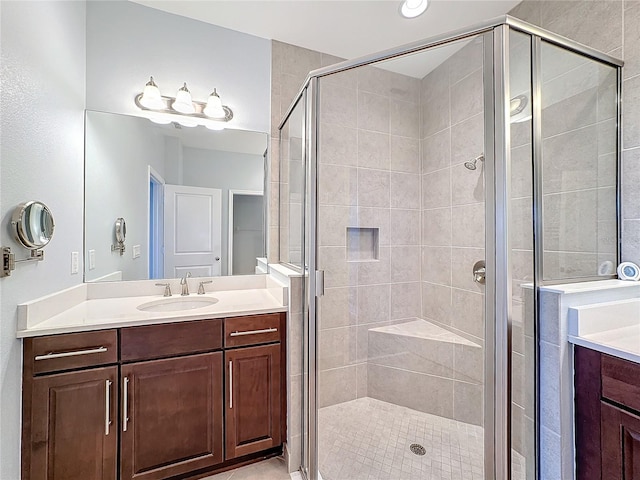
top-left (279, 15), bottom-right (621, 480)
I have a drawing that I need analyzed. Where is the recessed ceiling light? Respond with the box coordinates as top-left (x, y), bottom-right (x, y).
top-left (400, 0), bottom-right (429, 18)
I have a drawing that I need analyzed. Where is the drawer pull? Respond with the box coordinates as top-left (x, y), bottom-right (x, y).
top-left (35, 346), bottom-right (107, 361)
top-left (229, 328), bottom-right (277, 337)
top-left (123, 377), bottom-right (130, 432)
top-left (105, 380), bottom-right (112, 436)
top-left (229, 361), bottom-right (233, 409)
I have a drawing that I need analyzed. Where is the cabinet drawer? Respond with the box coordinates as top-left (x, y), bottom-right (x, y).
top-left (602, 354), bottom-right (640, 412)
top-left (121, 319), bottom-right (223, 362)
top-left (224, 314), bottom-right (282, 348)
top-left (29, 330), bottom-right (118, 375)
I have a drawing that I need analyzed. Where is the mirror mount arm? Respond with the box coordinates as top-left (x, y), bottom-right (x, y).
top-left (1, 247), bottom-right (44, 277)
top-left (111, 242), bottom-right (126, 255)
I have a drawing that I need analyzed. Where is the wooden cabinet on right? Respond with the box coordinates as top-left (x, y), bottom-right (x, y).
top-left (225, 344), bottom-right (281, 460)
top-left (575, 345), bottom-right (640, 480)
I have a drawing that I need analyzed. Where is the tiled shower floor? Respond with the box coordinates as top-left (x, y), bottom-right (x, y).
top-left (318, 397), bottom-right (525, 480)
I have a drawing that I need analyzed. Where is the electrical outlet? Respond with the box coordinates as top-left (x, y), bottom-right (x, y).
top-left (89, 249), bottom-right (96, 270)
top-left (133, 244), bottom-right (141, 259)
top-left (71, 252), bottom-right (79, 274)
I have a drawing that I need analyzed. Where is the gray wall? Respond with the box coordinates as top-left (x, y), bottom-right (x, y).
top-left (86, 1), bottom-right (271, 134)
top-left (85, 111), bottom-right (165, 282)
top-left (0, 2), bottom-right (86, 477)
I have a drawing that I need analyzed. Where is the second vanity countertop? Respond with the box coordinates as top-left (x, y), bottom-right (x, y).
top-left (568, 297), bottom-right (640, 364)
top-left (17, 275), bottom-right (288, 338)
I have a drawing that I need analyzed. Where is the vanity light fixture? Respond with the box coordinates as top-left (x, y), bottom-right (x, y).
top-left (135, 76), bottom-right (233, 129)
top-left (400, 0), bottom-right (429, 19)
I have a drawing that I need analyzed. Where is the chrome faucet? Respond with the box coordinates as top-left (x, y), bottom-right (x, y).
top-left (180, 272), bottom-right (192, 296)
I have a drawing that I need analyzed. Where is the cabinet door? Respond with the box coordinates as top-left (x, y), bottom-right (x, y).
top-left (225, 344), bottom-right (281, 460)
top-left (121, 352), bottom-right (223, 480)
top-left (30, 366), bottom-right (117, 480)
top-left (602, 401), bottom-right (640, 479)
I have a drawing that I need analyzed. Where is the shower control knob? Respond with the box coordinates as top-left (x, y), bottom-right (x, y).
top-left (472, 260), bottom-right (486, 285)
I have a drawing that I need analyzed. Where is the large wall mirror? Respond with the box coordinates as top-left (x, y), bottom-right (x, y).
top-left (85, 110), bottom-right (268, 282)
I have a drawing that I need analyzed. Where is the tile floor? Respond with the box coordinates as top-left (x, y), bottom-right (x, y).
top-left (317, 397), bottom-right (526, 480)
top-left (202, 457), bottom-right (291, 480)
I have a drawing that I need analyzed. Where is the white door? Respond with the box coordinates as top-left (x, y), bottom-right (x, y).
top-left (164, 185), bottom-right (222, 279)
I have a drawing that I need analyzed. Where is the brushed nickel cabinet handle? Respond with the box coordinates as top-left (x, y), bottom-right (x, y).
top-left (105, 379), bottom-right (112, 436)
top-left (123, 376), bottom-right (129, 432)
top-left (229, 361), bottom-right (233, 409)
top-left (229, 328), bottom-right (277, 337)
top-left (35, 346), bottom-right (107, 361)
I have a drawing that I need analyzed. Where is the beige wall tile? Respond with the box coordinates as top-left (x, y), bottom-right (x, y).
top-left (422, 207), bottom-right (452, 247)
top-left (318, 287), bottom-right (358, 329)
top-left (390, 209), bottom-right (421, 245)
top-left (358, 130), bottom-right (390, 170)
top-left (319, 122), bottom-right (358, 166)
top-left (450, 69), bottom-right (483, 125)
top-left (390, 135), bottom-right (420, 173)
top-left (358, 169), bottom-right (390, 208)
top-left (390, 172), bottom-right (421, 209)
top-left (422, 282), bottom-right (452, 325)
top-left (358, 91), bottom-right (390, 133)
top-left (422, 129), bottom-right (451, 174)
top-left (422, 169), bottom-right (451, 209)
top-left (451, 204), bottom-right (485, 248)
top-left (390, 245), bottom-right (421, 282)
top-left (318, 366), bottom-right (357, 408)
top-left (422, 246), bottom-right (452, 286)
top-left (390, 282), bottom-right (422, 319)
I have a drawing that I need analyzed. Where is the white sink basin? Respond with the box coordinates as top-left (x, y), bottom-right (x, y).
top-left (137, 297), bottom-right (219, 312)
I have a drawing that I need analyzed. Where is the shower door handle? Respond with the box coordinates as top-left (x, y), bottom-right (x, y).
top-left (473, 260), bottom-right (486, 285)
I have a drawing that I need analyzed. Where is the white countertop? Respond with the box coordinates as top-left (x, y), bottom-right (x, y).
top-left (568, 298), bottom-right (640, 364)
top-left (16, 275), bottom-right (288, 338)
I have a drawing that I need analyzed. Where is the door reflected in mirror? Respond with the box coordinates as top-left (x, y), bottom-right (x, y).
top-left (84, 110), bottom-right (268, 282)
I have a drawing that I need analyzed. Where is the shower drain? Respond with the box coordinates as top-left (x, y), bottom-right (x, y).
top-left (409, 443), bottom-right (426, 456)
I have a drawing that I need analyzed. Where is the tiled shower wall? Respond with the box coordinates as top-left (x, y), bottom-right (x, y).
top-left (418, 39), bottom-right (486, 425)
top-left (508, 0), bottom-right (640, 268)
top-left (316, 64), bottom-right (423, 408)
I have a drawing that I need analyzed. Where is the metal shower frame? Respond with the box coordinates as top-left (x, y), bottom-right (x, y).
top-left (278, 14), bottom-right (623, 480)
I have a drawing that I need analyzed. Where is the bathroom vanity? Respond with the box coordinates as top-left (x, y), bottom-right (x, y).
top-left (569, 297), bottom-right (640, 480)
top-left (17, 278), bottom-right (289, 480)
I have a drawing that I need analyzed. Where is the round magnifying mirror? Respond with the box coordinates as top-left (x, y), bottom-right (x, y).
top-left (11, 201), bottom-right (55, 250)
top-left (115, 217), bottom-right (126, 244)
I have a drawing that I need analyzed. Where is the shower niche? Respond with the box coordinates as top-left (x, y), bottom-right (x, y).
top-left (346, 227), bottom-right (379, 262)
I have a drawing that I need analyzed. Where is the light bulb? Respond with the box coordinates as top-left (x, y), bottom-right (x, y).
top-left (204, 88), bottom-right (226, 118)
top-left (204, 121), bottom-right (225, 131)
top-left (177, 118), bottom-right (198, 128)
top-left (148, 113), bottom-right (172, 125)
top-left (400, 0), bottom-right (429, 18)
top-left (139, 76), bottom-right (165, 110)
top-left (172, 82), bottom-right (195, 114)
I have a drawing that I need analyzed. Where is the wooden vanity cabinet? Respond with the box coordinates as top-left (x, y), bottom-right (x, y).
top-left (120, 353), bottom-right (223, 480)
top-left (575, 345), bottom-right (640, 480)
top-left (22, 331), bottom-right (119, 480)
top-left (225, 344), bottom-right (281, 460)
top-left (22, 312), bottom-right (286, 480)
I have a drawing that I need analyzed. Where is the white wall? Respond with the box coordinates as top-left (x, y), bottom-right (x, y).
top-left (0, 2), bottom-right (86, 477)
top-left (85, 1), bottom-right (271, 134)
top-left (85, 111), bottom-right (165, 282)
top-left (182, 148), bottom-right (265, 275)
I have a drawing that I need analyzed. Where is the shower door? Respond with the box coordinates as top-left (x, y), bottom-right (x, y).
top-left (309, 32), bottom-right (500, 480)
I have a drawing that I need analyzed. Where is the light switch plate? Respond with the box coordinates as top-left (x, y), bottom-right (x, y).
top-left (133, 244), bottom-right (141, 259)
top-left (71, 252), bottom-right (79, 274)
top-left (89, 249), bottom-right (96, 270)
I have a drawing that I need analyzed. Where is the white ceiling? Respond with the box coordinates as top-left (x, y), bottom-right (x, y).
top-left (131, 0), bottom-right (521, 78)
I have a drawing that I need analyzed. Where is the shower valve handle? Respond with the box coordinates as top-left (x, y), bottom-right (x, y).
top-left (473, 260), bottom-right (486, 285)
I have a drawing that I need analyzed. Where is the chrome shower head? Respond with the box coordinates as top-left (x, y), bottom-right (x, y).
top-left (464, 154), bottom-right (484, 171)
